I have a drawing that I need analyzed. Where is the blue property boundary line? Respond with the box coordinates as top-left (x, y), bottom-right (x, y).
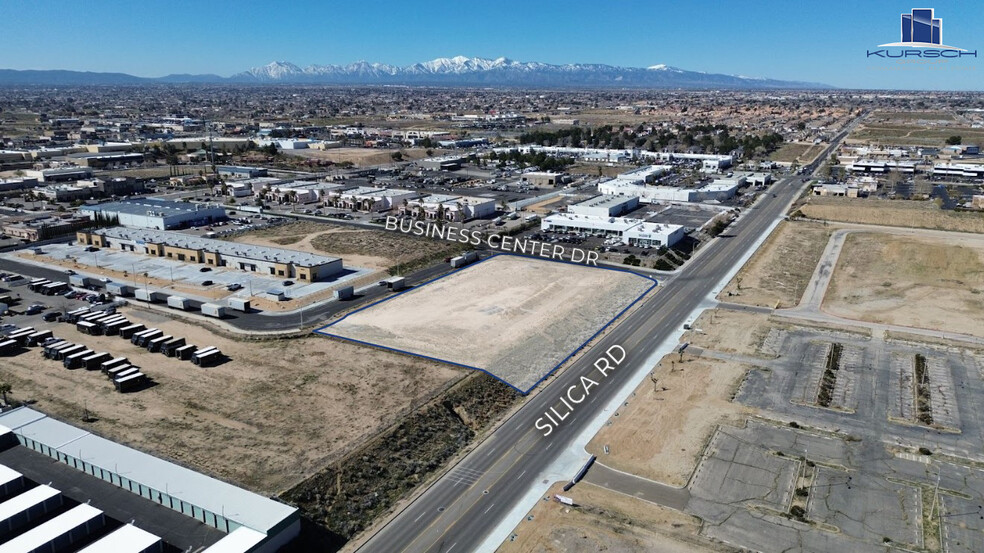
top-left (314, 253), bottom-right (658, 395)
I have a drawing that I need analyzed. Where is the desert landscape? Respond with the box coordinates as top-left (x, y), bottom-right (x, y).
top-left (0, 307), bottom-right (463, 495)
top-left (824, 232), bottom-right (984, 337)
top-left (798, 197), bottom-right (984, 234)
top-left (718, 220), bottom-right (833, 308)
top-left (323, 254), bottom-right (655, 391)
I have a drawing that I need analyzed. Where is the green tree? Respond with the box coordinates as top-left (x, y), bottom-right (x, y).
top-left (391, 151), bottom-right (404, 162)
top-left (0, 382), bottom-right (10, 405)
top-left (946, 135), bottom-right (962, 145)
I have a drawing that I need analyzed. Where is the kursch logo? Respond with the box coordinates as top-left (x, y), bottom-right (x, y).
top-left (867, 8), bottom-right (977, 58)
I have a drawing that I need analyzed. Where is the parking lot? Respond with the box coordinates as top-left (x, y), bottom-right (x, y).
top-left (682, 322), bottom-right (984, 552)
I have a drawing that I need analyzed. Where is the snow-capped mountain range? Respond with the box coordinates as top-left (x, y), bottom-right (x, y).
top-left (0, 56), bottom-right (830, 88)
top-left (230, 56), bottom-right (825, 88)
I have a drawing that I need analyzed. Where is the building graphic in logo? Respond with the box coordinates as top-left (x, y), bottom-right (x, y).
top-left (877, 8), bottom-right (967, 51)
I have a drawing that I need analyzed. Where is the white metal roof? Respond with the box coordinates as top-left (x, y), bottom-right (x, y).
top-left (0, 408), bottom-right (297, 535)
top-left (0, 503), bottom-right (103, 553)
top-left (201, 527), bottom-right (266, 553)
top-left (76, 523), bottom-right (162, 553)
top-left (0, 464), bottom-right (19, 488)
top-left (0, 485), bottom-right (61, 523)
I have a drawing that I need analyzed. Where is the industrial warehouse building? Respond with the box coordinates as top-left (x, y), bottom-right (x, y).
top-left (398, 194), bottom-right (496, 221)
top-left (599, 173), bottom-right (746, 203)
top-left (417, 156), bottom-right (465, 171)
top-left (541, 213), bottom-right (685, 248)
top-left (79, 198), bottom-right (227, 230)
top-left (76, 227), bottom-right (344, 282)
top-left (0, 407), bottom-right (299, 553)
top-left (568, 194), bottom-right (639, 217)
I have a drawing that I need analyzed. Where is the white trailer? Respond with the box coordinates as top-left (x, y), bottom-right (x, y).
top-left (166, 296), bottom-right (191, 310)
top-left (200, 303), bottom-right (226, 318)
top-left (135, 289), bottom-right (168, 303)
top-left (227, 297), bottom-right (250, 312)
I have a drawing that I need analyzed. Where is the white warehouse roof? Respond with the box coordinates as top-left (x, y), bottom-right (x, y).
top-left (0, 408), bottom-right (297, 536)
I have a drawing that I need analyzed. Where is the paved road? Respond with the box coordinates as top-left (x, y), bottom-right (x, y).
top-left (359, 116), bottom-right (865, 553)
top-left (581, 462), bottom-right (690, 511)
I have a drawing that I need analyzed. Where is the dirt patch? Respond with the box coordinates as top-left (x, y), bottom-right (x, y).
top-left (588, 355), bottom-right (755, 486)
top-left (824, 232), bottom-right (984, 337)
top-left (0, 310), bottom-right (462, 495)
top-left (309, 228), bottom-right (464, 273)
top-left (230, 220), bottom-right (466, 273)
top-left (797, 197), bottom-right (984, 234)
top-left (284, 147), bottom-right (445, 167)
top-left (719, 221), bottom-right (833, 308)
top-left (326, 255), bottom-right (654, 392)
top-left (283, 373), bottom-right (519, 540)
top-left (770, 142), bottom-right (824, 164)
top-left (499, 482), bottom-right (712, 553)
top-left (683, 309), bottom-right (775, 358)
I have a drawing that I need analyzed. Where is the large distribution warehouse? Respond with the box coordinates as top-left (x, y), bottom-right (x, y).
top-left (76, 227), bottom-right (345, 282)
top-left (79, 198), bottom-right (227, 230)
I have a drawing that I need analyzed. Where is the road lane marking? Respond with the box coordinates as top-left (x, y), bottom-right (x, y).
top-left (484, 503), bottom-right (495, 514)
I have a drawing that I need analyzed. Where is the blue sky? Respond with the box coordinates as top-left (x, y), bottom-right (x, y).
top-left (3, 0), bottom-right (981, 90)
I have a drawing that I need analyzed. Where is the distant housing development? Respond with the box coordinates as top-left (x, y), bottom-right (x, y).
top-left (76, 227), bottom-right (344, 281)
top-left (79, 198), bottom-right (226, 230)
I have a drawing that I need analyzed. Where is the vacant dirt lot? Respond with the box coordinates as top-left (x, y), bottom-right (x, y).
top-left (770, 142), bottom-right (824, 164)
top-left (232, 221), bottom-right (462, 271)
top-left (825, 232), bottom-right (984, 337)
top-left (798, 197), bottom-right (984, 234)
top-left (719, 221), bottom-right (833, 308)
top-left (284, 147), bottom-right (443, 167)
top-left (588, 355), bottom-right (754, 486)
top-left (325, 255), bottom-right (654, 392)
top-left (0, 309), bottom-right (462, 495)
top-left (500, 482), bottom-right (709, 553)
top-left (683, 308), bottom-right (775, 358)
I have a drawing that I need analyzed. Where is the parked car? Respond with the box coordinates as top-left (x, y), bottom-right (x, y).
top-left (66, 269), bottom-right (76, 275)
top-left (41, 312), bottom-right (59, 322)
top-left (282, 280), bottom-right (294, 286)
top-left (199, 267), bottom-right (212, 273)
top-left (226, 283), bottom-right (242, 291)
top-left (25, 304), bottom-right (45, 315)
top-left (202, 280), bottom-right (214, 286)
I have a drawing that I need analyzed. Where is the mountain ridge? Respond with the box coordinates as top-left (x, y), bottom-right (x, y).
top-left (0, 56), bottom-right (832, 89)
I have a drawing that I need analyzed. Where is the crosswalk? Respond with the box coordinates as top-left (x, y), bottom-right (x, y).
top-left (448, 466), bottom-right (485, 486)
